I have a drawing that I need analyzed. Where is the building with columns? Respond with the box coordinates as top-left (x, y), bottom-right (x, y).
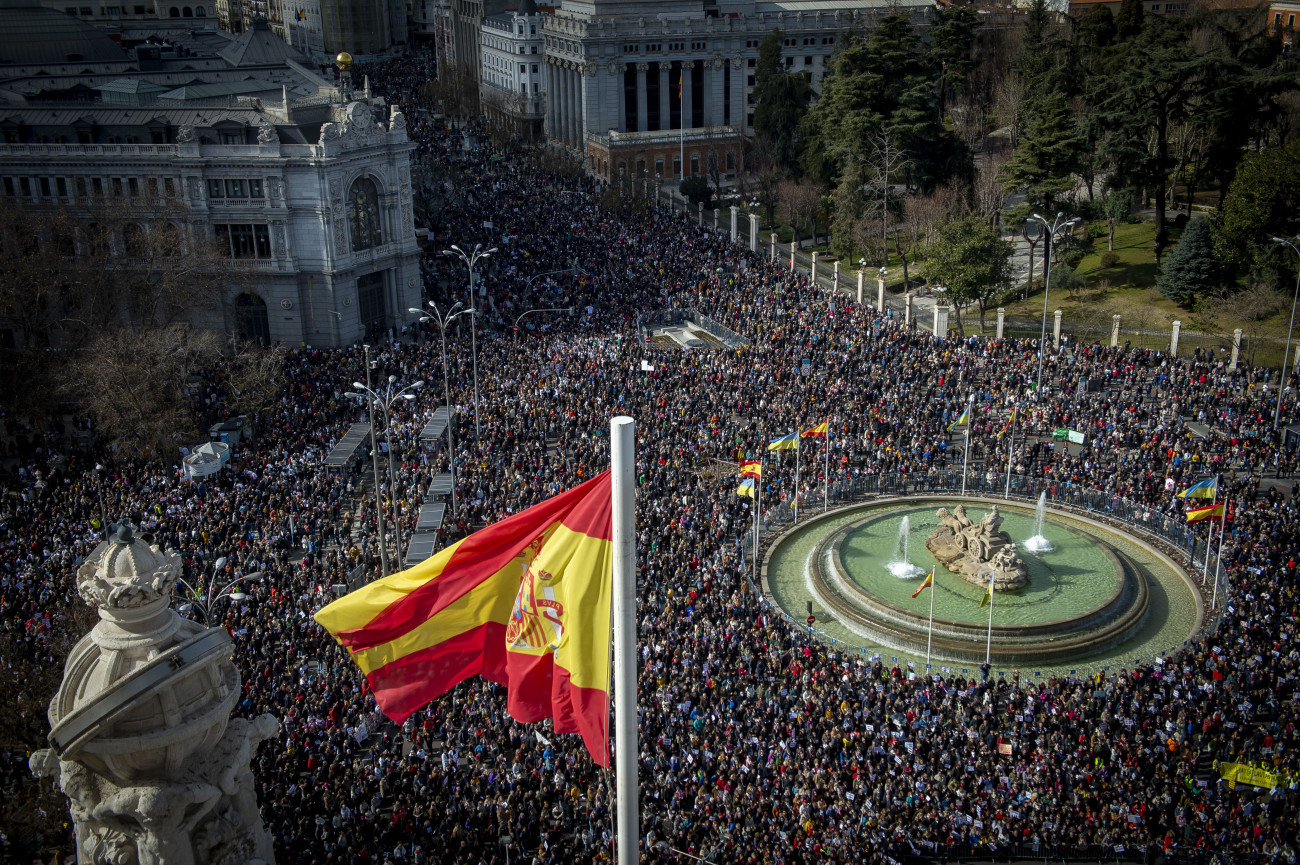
top-left (479, 0), bottom-right (546, 142)
top-left (542, 0), bottom-right (930, 184)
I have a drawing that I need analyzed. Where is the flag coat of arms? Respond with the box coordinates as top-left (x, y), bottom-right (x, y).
top-left (739, 460), bottom-right (762, 478)
top-left (315, 471), bottom-right (613, 765)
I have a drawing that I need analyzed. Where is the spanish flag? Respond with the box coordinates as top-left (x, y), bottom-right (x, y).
top-left (801, 421), bottom-right (828, 438)
top-left (1186, 501), bottom-right (1226, 523)
top-left (739, 460), bottom-right (762, 478)
top-left (314, 471), bottom-right (613, 765)
top-left (979, 577), bottom-right (994, 608)
top-left (768, 432), bottom-right (798, 451)
top-left (997, 407), bottom-right (1016, 440)
top-left (910, 567), bottom-right (934, 599)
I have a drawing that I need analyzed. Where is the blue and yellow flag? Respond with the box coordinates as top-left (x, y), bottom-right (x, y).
top-left (1178, 476), bottom-right (1218, 499)
top-left (947, 407), bottom-right (970, 433)
top-left (736, 477), bottom-right (755, 498)
top-left (768, 432), bottom-right (798, 451)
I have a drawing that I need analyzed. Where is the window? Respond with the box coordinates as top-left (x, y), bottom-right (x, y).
top-left (655, 159), bottom-right (664, 175)
top-left (39, 177), bottom-right (51, 197)
top-left (146, 177), bottom-right (157, 197)
top-left (56, 176), bottom-right (68, 196)
top-left (357, 272), bottom-right (387, 329)
top-left (164, 178), bottom-right (175, 196)
top-left (2, 178), bottom-right (12, 196)
top-left (690, 156), bottom-right (699, 176)
top-left (747, 58), bottom-right (756, 67)
top-left (92, 177), bottom-right (103, 196)
top-left (208, 179), bottom-right (223, 199)
top-left (520, 63), bottom-right (526, 72)
top-left (726, 153), bottom-right (734, 171)
top-left (219, 131), bottom-right (243, 145)
top-left (80, 6), bottom-right (91, 13)
top-left (347, 177), bottom-right (383, 251)
top-left (128, 177), bottom-right (139, 197)
top-left (225, 178), bottom-right (248, 197)
top-left (134, 4), bottom-right (145, 12)
top-left (215, 224), bottom-right (271, 258)
top-left (747, 75), bottom-right (754, 87)
top-left (531, 63), bottom-right (538, 73)
top-left (249, 178), bottom-right (263, 198)
top-left (19, 177), bottom-right (30, 196)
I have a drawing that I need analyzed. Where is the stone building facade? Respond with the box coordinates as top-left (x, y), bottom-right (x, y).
top-left (541, 0), bottom-right (930, 183)
top-left (478, 0), bottom-right (545, 142)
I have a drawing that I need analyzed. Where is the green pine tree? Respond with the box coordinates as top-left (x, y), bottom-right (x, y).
top-left (998, 89), bottom-right (1081, 218)
top-left (1115, 0), bottom-right (1144, 40)
top-left (1157, 218), bottom-right (1221, 307)
top-left (752, 29), bottom-right (812, 171)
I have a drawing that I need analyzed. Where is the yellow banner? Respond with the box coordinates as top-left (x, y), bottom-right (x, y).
top-left (1217, 761), bottom-right (1288, 790)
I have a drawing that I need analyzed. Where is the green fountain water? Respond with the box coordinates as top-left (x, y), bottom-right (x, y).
top-left (840, 505), bottom-right (1120, 627)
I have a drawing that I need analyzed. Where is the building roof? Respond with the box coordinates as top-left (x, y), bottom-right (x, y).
top-left (158, 79), bottom-right (283, 101)
top-left (217, 18), bottom-right (309, 67)
top-left (95, 78), bottom-right (172, 96)
top-left (0, 0), bottom-right (129, 66)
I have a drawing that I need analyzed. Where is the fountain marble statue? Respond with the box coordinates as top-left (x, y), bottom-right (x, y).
top-left (925, 504), bottom-right (1030, 591)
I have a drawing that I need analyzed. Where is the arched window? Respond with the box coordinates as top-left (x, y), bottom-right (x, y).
top-left (182, 6), bottom-right (192, 16)
top-left (195, 5), bottom-right (205, 15)
top-left (234, 293), bottom-right (270, 344)
top-left (347, 177), bottom-right (382, 252)
top-left (169, 6), bottom-right (179, 16)
top-left (122, 223), bottom-right (147, 257)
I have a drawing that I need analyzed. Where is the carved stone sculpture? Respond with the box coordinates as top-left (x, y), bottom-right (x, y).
top-left (926, 504), bottom-right (1029, 590)
top-left (31, 525), bottom-right (278, 864)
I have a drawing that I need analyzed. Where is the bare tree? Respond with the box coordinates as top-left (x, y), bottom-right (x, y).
top-left (779, 179), bottom-right (821, 249)
top-left (865, 132), bottom-right (909, 260)
top-left (972, 152), bottom-right (1010, 228)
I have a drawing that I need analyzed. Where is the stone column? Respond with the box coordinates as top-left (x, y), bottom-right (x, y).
top-left (636, 63), bottom-right (649, 132)
top-left (729, 58), bottom-right (745, 130)
top-left (682, 60), bottom-right (694, 128)
top-left (1170, 320), bottom-right (1181, 357)
top-left (1111, 314), bottom-right (1122, 348)
top-left (997, 307), bottom-right (1005, 340)
top-left (697, 201), bottom-right (704, 226)
top-left (658, 63), bottom-right (671, 130)
top-left (877, 277), bottom-right (885, 311)
top-left (810, 251), bottom-right (819, 285)
top-left (905, 293), bottom-right (912, 326)
top-left (790, 242), bottom-right (796, 271)
top-left (709, 59), bottom-right (724, 126)
top-left (770, 231), bottom-right (777, 263)
top-left (712, 208), bottom-right (719, 231)
top-left (545, 61), bottom-right (557, 138)
top-left (1053, 308), bottom-right (1063, 348)
top-left (730, 205), bottom-right (739, 243)
top-left (749, 211), bottom-right (759, 252)
top-left (572, 63), bottom-right (584, 148)
top-left (32, 526), bottom-right (279, 865)
top-left (557, 63), bottom-right (570, 146)
top-left (1230, 328), bottom-right (1242, 370)
top-left (934, 305), bottom-right (950, 338)
top-left (857, 269), bottom-right (864, 305)
top-left (832, 260), bottom-right (840, 294)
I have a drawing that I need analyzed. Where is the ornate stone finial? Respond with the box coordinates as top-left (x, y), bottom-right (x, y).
top-left (389, 104), bottom-right (406, 131)
top-left (319, 121), bottom-right (340, 143)
top-left (76, 525), bottom-right (182, 612)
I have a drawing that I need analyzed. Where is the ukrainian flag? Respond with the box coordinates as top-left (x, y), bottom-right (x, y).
top-left (736, 477), bottom-right (755, 498)
top-left (1178, 476), bottom-right (1218, 499)
top-left (768, 432), bottom-right (799, 451)
top-left (947, 407), bottom-right (970, 433)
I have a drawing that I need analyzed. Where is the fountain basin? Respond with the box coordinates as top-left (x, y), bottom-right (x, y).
top-left (763, 496), bottom-right (1203, 672)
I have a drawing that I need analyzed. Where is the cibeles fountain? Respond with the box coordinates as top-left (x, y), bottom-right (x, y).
top-left (765, 494), bottom-right (1205, 671)
top-left (30, 526), bottom-right (278, 865)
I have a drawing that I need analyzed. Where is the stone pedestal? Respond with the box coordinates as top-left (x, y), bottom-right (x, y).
top-left (32, 526), bottom-right (278, 865)
top-left (1170, 320), bottom-right (1182, 357)
top-left (933, 304), bottom-right (950, 338)
top-left (996, 307), bottom-right (1005, 340)
top-left (1230, 328), bottom-right (1242, 370)
top-left (1112, 314), bottom-right (1122, 348)
top-left (1053, 308), bottom-right (1063, 347)
top-left (857, 269), bottom-right (864, 305)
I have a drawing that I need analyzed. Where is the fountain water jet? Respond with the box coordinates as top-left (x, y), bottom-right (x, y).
top-left (1023, 492), bottom-right (1055, 553)
top-left (885, 515), bottom-right (925, 578)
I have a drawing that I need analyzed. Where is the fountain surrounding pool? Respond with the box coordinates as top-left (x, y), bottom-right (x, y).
top-left (765, 498), bottom-right (1202, 675)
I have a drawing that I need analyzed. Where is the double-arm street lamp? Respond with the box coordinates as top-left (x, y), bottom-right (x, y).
top-left (442, 243), bottom-right (497, 439)
top-left (411, 301), bottom-right (473, 520)
top-left (174, 556), bottom-right (265, 624)
top-left (348, 376), bottom-right (425, 576)
top-left (1025, 212), bottom-right (1079, 397)
top-left (1272, 236), bottom-right (1300, 429)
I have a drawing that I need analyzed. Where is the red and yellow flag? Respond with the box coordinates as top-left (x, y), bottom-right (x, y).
top-left (1186, 501), bottom-right (1226, 523)
top-left (314, 472), bottom-right (613, 765)
top-left (801, 421), bottom-right (829, 438)
top-left (911, 567), bottom-right (934, 599)
top-left (997, 407), bottom-right (1017, 440)
top-left (739, 460), bottom-right (762, 478)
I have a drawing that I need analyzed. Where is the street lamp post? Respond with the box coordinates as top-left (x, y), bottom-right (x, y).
top-left (513, 307), bottom-right (576, 334)
top-left (411, 302), bottom-right (472, 520)
top-left (348, 375), bottom-right (425, 573)
top-left (359, 344), bottom-right (388, 578)
top-left (1026, 213), bottom-right (1079, 397)
top-left (443, 243), bottom-right (497, 439)
top-left (174, 556), bottom-right (265, 624)
top-left (1272, 236), bottom-right (1300, 429)
top-left (93, 463), bottom-right (110, 540)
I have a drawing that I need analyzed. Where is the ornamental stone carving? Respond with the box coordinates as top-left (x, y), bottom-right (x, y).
top-left (682, 60), bottom-right (695, 69)
top-left (389, 104), bottom-right (406, 131)
top-left (256, 123), bottom-right (278, 145)
top-left (176, 125), bottom-right (196, 143)
top-left (31, 525), bottom-right (279, 865)
top-left (583, 62), bottom-right (597, 77)
top-left (925, 505), bottom-right (1030, 591)
top-left (319, 121), bottom-right (340, 143)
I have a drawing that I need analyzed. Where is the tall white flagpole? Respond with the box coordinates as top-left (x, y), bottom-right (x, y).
top-left (961, 394), bottom-right (973, 496)
top-left (823, 416), bottom-right (829, 513)
top-left (926, 571), bottom-right (935, 673)
top-left (1201, 478), bottom-right (1219, 585)
top-left (794, 433), bottom-right (801, 522)
top-left (1003, 402), bottom-right (1015, 499)
top-left (985, 576), bottom-right (995, 667)
top-left (1211, 498), bottom-right (1229, 609)
top-left (610, 416), bottom-right (638, 865)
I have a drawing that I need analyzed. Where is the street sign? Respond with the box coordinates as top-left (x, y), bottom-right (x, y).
top-left (806, 615), bottom-right (816, 625)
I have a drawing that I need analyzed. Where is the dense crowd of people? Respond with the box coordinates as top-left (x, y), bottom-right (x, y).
top-left (3, 52), bottom-right (1299, 864)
